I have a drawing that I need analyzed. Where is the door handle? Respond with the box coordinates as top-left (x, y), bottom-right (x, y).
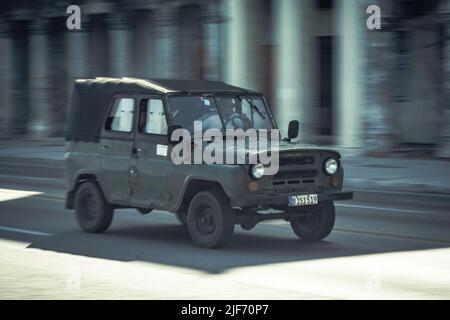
top-left (100, 145), bottom-right (109, 150)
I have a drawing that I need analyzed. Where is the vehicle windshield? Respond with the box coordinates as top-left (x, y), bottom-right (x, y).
top-left (167, 95), bottom-right (274, 134)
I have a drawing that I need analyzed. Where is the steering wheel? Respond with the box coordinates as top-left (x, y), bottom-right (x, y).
top-left (225, 113), bottom-right (251, 130)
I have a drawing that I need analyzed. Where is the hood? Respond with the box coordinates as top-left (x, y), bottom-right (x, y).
top-left (193, 138), bottom-right (341, 159)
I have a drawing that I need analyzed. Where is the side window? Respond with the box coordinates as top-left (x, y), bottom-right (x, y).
top-left (139, 98), bottom-right (168, 135)
top-left (105, 97), bottom-right (135, 132)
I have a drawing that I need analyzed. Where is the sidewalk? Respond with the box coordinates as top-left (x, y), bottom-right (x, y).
top-left (0, 137), bottom-right (65, 161)
top-left (0, 138), bottom-right (449, 195)
top-left (343, 156), bottom-right (450, 194)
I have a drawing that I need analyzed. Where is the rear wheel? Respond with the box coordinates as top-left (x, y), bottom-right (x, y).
top-left (74, 181), bottom-right (113, 233)
top-left (290, 201), bottom-right (335, 241)
top-left (136, 208), bottom-right (152, 215)
top-left (187, 190), bottom-right (235, 248)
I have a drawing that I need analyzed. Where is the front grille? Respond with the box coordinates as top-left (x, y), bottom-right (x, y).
top-left (272, 154), bottom-right (318, 187)
top-left (279, 156), bottom-right (314, 166)
top-left (274, 169), bottom-right (317, 181)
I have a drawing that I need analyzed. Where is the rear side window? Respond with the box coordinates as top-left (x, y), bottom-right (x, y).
top-left (105, 98), bottom-right (135, 132)
top-left (139, 98), bottom-right (168, 135)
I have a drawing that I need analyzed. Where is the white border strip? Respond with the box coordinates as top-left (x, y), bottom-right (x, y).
top-left (0, 226), bottom-right (52, 236)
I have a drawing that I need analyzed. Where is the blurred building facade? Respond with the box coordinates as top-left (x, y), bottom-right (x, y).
top-left (0, 0), bottom-right (449, 157)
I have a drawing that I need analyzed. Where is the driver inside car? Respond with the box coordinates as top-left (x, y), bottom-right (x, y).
top-left (218, 98), bottom-right (251, 130)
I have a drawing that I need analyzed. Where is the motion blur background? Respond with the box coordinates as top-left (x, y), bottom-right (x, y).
top-left (0, 0), bottom-right (449, 157)
top-left (0, 1), bottom-right (450, 299)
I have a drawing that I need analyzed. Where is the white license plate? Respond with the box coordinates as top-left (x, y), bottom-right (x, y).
top-left (288, 194), bottom-right (318, 207)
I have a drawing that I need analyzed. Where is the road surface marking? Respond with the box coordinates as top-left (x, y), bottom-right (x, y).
top-left (0, 188), bottom-right (43, 202)
top-left (0, 174), bottom-right (61, 182)
top-left (335, 203), bottom-right (430, 214)
top-left (0, 226), bottom-right (52, 236)
top-left (352, 188), bottom-right (450, 198)
top-left (36, 194), bottom-right (65, 201)
top-left (333, 227), bottom-right (450, 245)
top-left (262, 222), bottom-right (450, 245)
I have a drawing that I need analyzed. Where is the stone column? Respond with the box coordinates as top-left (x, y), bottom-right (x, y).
top-left (153, 6), bottom-right (178, 79)
top-left (0, 19), bottom-right (12, 136)
top-left (224, 0), bottom-right (249, 88)
top-left (89, 14), bottom-right (109, 76)
top-left (177, 5), bottom-right (202, 79)
top-left (47, 17), bottom-right (70, 136)
top-left (134, 10), bottom-right (153, 78)
top-left (10, 20), bottom-right (30, 135)
top-left (273, 0), bottom-right (304, 135)
top-left (437, 5), bottom-right (450, 158)
top-left (28, 18), bottom-right (51, 137)
top-left (361, 0), bottom-right (396, 154)
top-left (202, 1), bottom-right (222, 80)
top-left (66, 16), bottom-right (90, 80)
top-left (336, 0), bottom-right (364, 148)
top-left (107, 12), bottom-right (133, 77)
top-left (66, 15), bottom-right (90, 134)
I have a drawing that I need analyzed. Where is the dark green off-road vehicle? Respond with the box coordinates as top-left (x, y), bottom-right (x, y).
top-left (65, 77), bottom-right (353, 248)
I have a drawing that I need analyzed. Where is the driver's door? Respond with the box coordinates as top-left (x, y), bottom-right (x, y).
top-left (129, 96), bottom-right (170, 209)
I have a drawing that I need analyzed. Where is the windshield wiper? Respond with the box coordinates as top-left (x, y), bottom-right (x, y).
top-left (239, 95), bottom-right (266, 120)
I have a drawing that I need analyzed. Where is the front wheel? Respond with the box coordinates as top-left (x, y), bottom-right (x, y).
top-left (290, 201), bottom-right (335, 241)
top-left (187, 190), bottom-right (235, 248)
top-left (74, 181), bottom-right (113, 233)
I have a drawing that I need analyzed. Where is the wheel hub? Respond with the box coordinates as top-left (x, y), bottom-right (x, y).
top-left (296, 213), bottom-right (316, 228)
top-left (82, 193), bottom-right (97, 220)
top-left (198, 208), bottom-right (216, 234)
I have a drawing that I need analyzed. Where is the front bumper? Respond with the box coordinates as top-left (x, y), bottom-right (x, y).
top-left (230, 190), bottom-right (353, 208)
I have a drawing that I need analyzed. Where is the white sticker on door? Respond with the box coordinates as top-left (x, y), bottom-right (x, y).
top-left (156, 144), bottom-right (168, 156)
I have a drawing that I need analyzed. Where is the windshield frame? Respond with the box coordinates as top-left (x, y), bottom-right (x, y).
top-left (165, 92), bottom-right (278, 134)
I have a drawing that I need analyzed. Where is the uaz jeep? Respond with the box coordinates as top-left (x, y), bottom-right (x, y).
top-left (65, 77), bottom-right (353, 248)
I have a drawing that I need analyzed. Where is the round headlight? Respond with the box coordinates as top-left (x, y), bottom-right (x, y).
top-left (250, 164), bottom-right (265, 179)
top-left (324, 158), bottom-right (338, 175)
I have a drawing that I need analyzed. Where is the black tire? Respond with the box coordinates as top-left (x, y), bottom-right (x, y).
top-left (187, 189), bottom-right (235, 248)
top-left (175, 212), bottom-right (187, 226)
top-left (136, 208), bottom-right (152, 215)
top-left (290, 201), bottom-right (335, 241)
top-left (74, 181), bottom-right (113, 233)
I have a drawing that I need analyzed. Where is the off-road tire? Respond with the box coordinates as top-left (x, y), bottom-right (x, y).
top-left (290, 201), bottom-right (335, 241)
top-left (74, 181), bottom-right (113, 233)
top-left (187, 189), bottom-right (235, 248)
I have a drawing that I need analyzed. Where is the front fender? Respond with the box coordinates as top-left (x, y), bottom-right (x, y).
top-left (168, 164), bottom-right (248, 212)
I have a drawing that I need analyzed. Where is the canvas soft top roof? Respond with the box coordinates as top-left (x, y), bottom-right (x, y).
top-left (65, 77), bottom-right (259, 142)
top-left (144, 78), bottom-right (257, 93)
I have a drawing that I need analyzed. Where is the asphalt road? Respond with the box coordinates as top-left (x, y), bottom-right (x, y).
top-left (0, 157), bottom-right (449, 299)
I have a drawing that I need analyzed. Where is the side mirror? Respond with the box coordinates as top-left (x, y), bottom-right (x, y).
top-left (168, 125), bottom-right (183, 144)
top-left (287, 120), bottom-right (299, 141)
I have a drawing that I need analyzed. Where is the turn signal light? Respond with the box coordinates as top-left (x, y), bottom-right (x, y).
top-left (330, 175), bottom-right (340, 187)
top-left (248, 181), bottom-right (258, 192)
